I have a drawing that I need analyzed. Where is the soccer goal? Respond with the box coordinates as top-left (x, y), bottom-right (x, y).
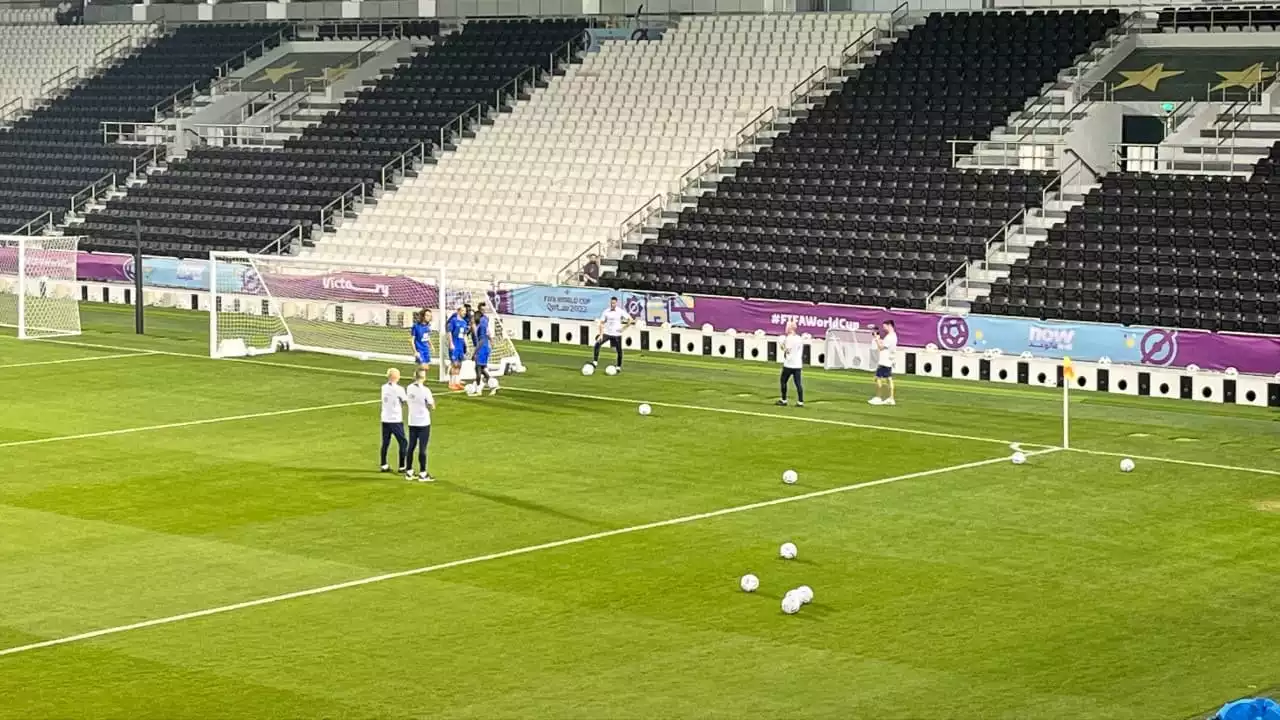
top-left (208, 252), bottom-right (523, 381)
top-left (0, 235), bottom-right (82, 339)
top-left (823, 327), bottom-right (879, 372)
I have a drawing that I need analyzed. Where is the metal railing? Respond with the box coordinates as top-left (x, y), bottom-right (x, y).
top-left (495, 65), bottom-right (540, 112)
top-left (546, 32), bottom-right (582, 73)
top-left (101, 121), bottom-right (174, 147)
top-left (131, 145), bottom-right (165, 177)
top-left (0, 97), bottom-right (23, 126)
top-left (39, 64), bottom-right (79, 101)
top-left (927, 156), bottom-right (1079, 311)
top-left (189, 123), bottom-right (274, 148)
top-left (12, 211), bottom-right (53, 237)
top-left (380, 142), bottom-right (427, 188)
top-left (950, 138), bottom-right (1064, 170)
top-left (261, 224), bottom-right (305, 255)
top-left (1161, 5), bottom-right (1280, 30)
top-left (838, 2), bottom-right (905, 69)
top-left (69, 172), bottom-right (118, 216)
top-left (439, 101), bottom-right (485, 151)
top-left (235, 34), bottom-right (389, 128)
top-left (1112, 142), bottom-right (1249, 174)
top-left (1165, 97), bottom-right (1199, 135)
top-left (92, 33), bottom-right (132, 68)
top-left (318, 183), bottom-right (367, 232)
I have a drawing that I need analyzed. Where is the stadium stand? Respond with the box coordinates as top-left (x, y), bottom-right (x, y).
top-left (0, 6), bottom-right (55, 24)
top-left (0, 22), bottom-right (284, 234)
top-left (974, 163), bottom-right (1280, 334)
top-left (0, 23), bottom-right (153, 120)
top-left (80, 19), bottom-right (586, 259)
top-left (306, 13), bottom-right (877, 280)
top-left (1157, 4), bottom-right (1280, 31)
top-left (605, 9), bottom-right (1123, 308)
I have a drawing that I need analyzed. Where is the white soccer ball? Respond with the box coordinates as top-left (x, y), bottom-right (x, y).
top-left (782, 469), bottom-right (798, 485)
top-left (1120, 458), bottom-right (1135, 473)
top-left (605, 365), bottom-right (618, 376)
top-left (1011, 451), bottom-right (1027, 465)
top-left (781, 594), bottom-right (802, 615)
top-left (512, 363), bottom-right (527, 374)
top-left (740, 573), bottom-right (759, 593)
top-left (779, 542), bottom-right (797, 560)
top-left (796, 585), bottom-right (814, 605)
top-left (638, 403), bottom-right (652, 416)
top-left (465, 383), bottom-right (480, 396)
top-left (581, 363), bottom-right (595, 376)
top-left (487, 377), bottom-right (499, 390)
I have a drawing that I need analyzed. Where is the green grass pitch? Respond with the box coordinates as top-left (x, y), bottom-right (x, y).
top-left (1, 304), bottom-right (1277, 719)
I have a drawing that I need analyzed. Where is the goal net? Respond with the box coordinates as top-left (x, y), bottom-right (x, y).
top-left (209, 252), bottom-right (523, 381)
top-left (0, 235), bottom-right (81, 339)
top-left (823, 328), bottom-right (878, 371)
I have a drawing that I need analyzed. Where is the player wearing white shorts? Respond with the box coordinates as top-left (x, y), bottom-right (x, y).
top-left (869, 320), bottom-right (897, 406)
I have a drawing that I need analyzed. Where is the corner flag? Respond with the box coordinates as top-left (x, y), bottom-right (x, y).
top-left (1061, 356), bottom-right (1073, 449)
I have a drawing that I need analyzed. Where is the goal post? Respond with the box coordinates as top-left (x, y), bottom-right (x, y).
top-left (0, 235), bottom-right (82, 339)
top-left (823, 327), bottom-right (878, 372)
top-left (208, 252), bottom-right (523, 381)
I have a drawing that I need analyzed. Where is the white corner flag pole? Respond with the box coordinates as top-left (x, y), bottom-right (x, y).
top-left (1062, 357), bottom-right (1072, 450)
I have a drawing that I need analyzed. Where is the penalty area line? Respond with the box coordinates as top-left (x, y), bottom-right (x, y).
top-left (0, 448), bottom-right (1059, 659)
top-left (0, 351), bottom-right (157, 370)
top-left (0, 399), bottom-right (380, 450)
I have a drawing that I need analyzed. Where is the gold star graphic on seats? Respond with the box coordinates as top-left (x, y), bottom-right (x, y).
top-left (259, 61), bottom-right (304, 84)
top-left (1211, 62), bottom-right (1276, 91)
top-left (306, 62), bottom-right (354, 84)
top-left (1113, 63), bottom-right (1184, 92)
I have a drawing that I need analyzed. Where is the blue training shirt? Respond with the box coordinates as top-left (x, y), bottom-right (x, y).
top-left (411, 322), bottom-right (431, 351)
top-left (475, 316), bottom-right (490, 348)
top-left (446, 314), bottom-right (468, 348)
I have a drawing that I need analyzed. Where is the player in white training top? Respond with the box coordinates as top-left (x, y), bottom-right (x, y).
top-left (591, 296), bottom-right (632, 372)
top-left (405, 368), bottom-right (436, 483)
top-left (776, 320), bottom-right (805, 407)
top-left (379, 368), bottom-right (409, 472)
top-left (869, 320), bottom-right (898, 406)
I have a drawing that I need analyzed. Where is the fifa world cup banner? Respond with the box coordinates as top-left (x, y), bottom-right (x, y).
top-left (687, 296), bottom-right (939, 346)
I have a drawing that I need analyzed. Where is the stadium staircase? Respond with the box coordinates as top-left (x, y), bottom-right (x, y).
top-left (77, 19), bottom-right (583, 259)
top-left (604, 9), bottom-right (1123, 310)
top-left (0, 22), bottom-right (286, 235)
top-left (303, 11), bottom-right (884, 283)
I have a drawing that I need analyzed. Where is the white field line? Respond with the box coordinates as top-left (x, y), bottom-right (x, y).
top-left (1065, 448), bottom-right (1280, 477)
top-left (5, 337), bottom-right (1041, 449)
top-left (0, 448), bottom-right (1059, 659)
top-left (0, 351), bottom-right (156, 370)
top-left (8, 337), bottom-right (1277, 477)
top-left (503, 386), bottom-right (1041, 448)
top-left (0, 400), bottom-right (379, 450)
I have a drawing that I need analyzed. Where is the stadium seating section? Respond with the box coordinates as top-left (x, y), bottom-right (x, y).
top-left (0, 7), bottom-right (55, 24)
top-left (80, 19), bottom-right (586, 258)
top-left (1157, 4), bottom-right (1280, 31)
top-left (975, 159), bottom-right (1280, 334)
top-left (306, 13), bottom-right (876, 279)
top-left (0, 23), bottom-right (149, 113)
top-left (606, 10), bottom-right (1121, 308)
top-left (0, 22), bottom-right (283, 233)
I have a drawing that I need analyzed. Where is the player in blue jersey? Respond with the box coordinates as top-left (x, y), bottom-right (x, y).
top-left (445, 304), bottom-right (468, 391)
top-left (471, 303), bottom-right (497, 396)
top-left (410, 308), bottom-right (432, 374)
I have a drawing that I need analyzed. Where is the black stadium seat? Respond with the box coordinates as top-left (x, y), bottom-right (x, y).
top-left (604, 9), bottom-right (1122, 309)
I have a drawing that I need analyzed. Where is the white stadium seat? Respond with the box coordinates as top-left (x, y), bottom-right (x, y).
top-left (0, 23), bottom-right (153, 113)
top-left (303, 12), bottom-right (880, 282)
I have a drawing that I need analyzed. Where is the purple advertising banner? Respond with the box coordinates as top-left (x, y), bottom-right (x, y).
top-left (688, 296), bottom-right (940, 346)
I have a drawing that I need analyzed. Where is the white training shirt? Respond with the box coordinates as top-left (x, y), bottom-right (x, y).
top-left (878, 330), bottom-right (898, 368)
top-left (406, 383), bottom-right (435, 427)
top-left (782, 334), bottom-right (805, 369)
top-left (380, 382), bottom-right (408, 423)
top-left (599, 307), bottom-right (631, 337)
